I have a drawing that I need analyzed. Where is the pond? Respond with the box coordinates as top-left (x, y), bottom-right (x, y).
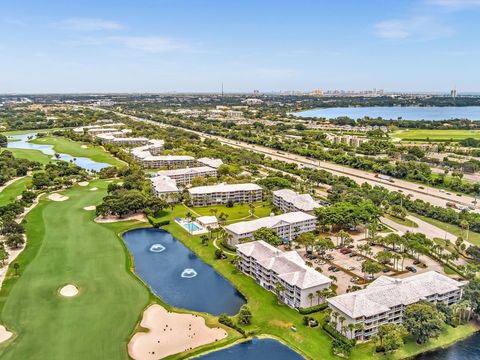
top-left (196, 338), bottom-right (304, 360)
top-left (7, 133), bottom-right (110, 171)
top-left (122, 227), bottom-right (246, 315)
top-left (414, 331), bottom-right (480, 360)
top-left (292, 106), bottom-right (480, 121)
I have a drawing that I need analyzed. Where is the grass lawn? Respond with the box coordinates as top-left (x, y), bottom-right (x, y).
top-left (413, 213), bottom-right (480, 246)
top-left (0, 176), bottom-right (32, 206)
top-left (384, 214), bottom-right (418, 228)
top-left (1, 148), bottom-right (52, 164)
top-left (189, 202), bottom-right (273, 223)
top-left (0, 180), bottom-right (150, 359)
top-left (353, 322), bottom-right (479, 359)
top-left (395, 129), bottom-right (480, 141)
top-left (30, 136), bottom-right (124, 167)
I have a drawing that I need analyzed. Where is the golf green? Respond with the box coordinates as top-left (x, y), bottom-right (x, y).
top-left (0, 181), bottom-right (149, 359)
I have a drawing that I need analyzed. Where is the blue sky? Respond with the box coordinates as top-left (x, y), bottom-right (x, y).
top-left (1, 0), bottom-right (479, 93)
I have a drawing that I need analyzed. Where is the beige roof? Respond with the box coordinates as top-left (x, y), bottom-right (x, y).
top-left (151, 175), bottom-right (179, 193)
top-left (197, 158), bottom-right (224, 168)
top-left (157, 166), bottom-right (216, 177)
top-left (327, 271), bottom-right (466, 318)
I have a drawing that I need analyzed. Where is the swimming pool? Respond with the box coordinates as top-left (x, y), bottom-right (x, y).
top-left (185, 222), bottom-right (200, 231)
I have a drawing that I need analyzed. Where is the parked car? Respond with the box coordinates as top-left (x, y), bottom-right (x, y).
top-left (317, 260), bottom-right (326, 265)
top-left (348, 266), bottom-right (355, 271)
top-left (326, 255), bottom-right (334, 260)
top-left (356, 256), bottom-right (364, 261)
top-left (413, 260), bottom-right (421, 265)
top-left (419, 186), bottom-right (424, 189)
top-left (406, 266), bottom-right (417, 273)
top-left (328, 265), bottom-right (337, 271)
top-left (367, 274), bottom-right (375, 280)
top-left (350, 277), bottom-right (359, 283)
top-left (349, 253), bottom-right (357, 258)
top-left (332, 267), bottom-right (340, 272)
top-left (340, 248), bottom-right (352, 254)
top-left (383, 268), bottom-right (389, 273)
top-left (347, 244), bottom-right (355, 249)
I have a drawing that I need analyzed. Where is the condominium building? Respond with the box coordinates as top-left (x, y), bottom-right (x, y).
top-left (188, 183), bottom-right (262, 207)
top-left (136, 155), bottom-right (196, 169)
top-left (96, 134), bottom-right (150, 146)
top-left (325, 134), bottom-right (369, 148)
top-left (151, 175), bottom-right (180, 202)
top-left (196, 157), bottom-right (224, 169)
top-left (225, 211), bottom-right (317, 246)
top-left (236, 240), bottom-right (332, 308)
top-left (157, 166), bottom-right (217, 186)
top-left (273, 189), bottom-right (321, 214)
top-left (327, 271), bottom-right (466, 341)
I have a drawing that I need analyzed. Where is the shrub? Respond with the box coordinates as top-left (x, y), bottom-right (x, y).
top-left (298, 303), bottom-right (328, 314)
top-left (218, 314), bottom-right (246, 337)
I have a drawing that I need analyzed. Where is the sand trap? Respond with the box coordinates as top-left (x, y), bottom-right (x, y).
top-left (78, 181), bottom-right (89, 186)
top-left (59, 284), bottom-right (79, 297)
top-left (81, 145), bottom-right (88, 149)
top-left (48, 193), bottom-right (69, 202)
top-left (83, 206), bottom-right (96, 211)
top-left (95, 213), bottom-right (147, 223)
top-left (0, 326), bottom-right (12, 344)
top-left (128, 304), bottom-right (227, 360)
top-left (90, 187), bottom-right (98, 191)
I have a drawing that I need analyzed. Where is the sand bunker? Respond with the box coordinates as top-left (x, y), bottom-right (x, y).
top-left (78, 181), bottom-right (89, 186)
top-left (95, 213), bottom-right (147, 223)
top-left (81, 145), bottom-right (88, 149)
top-left (48, 193), bottom-right (69, 202)
top-left (0, 326), bottom-right (12, 344)
top-left (59, 284), bottom-right (79, 297)
top-left (90, 187), bottom-right (98, 191)
top-left (83, 206), bottom-right (96, 211)
top-left (128, 304), bottom-right (227, 360)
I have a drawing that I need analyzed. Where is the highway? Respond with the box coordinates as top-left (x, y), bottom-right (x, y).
top-left (95, 107), bottom-right (479, 213)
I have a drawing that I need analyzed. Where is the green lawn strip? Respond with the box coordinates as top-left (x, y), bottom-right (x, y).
top-left (0, 180), bottom-right (150, 359)
top-left (353, 322), bottom-right (478, 359)
top-left (154, 206), bottom-right (337, 360)
top-left (412, 213), bottom-right (480, 246)
top-left (1, 128), bottom-right (69, 136)
top-left (0, 176), bottom-right (32, 206)
top-left (395, 129), bottom-right (480, 141)
top-left (30, 135), bottom-right (124, 167)
top-left (190, 202), bottom-right (272, 222)
top-left (1, 148), bottom-right (52, 164)
top-left (384, 214), bottom-right (418, 228)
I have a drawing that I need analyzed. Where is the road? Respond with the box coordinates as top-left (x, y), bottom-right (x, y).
top-left (94, 107), bottom-right (479, 213)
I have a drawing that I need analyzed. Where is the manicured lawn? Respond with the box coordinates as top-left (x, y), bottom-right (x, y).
top-left (395, 129), bottom-right (480, 141)
top-left (353, 322), bottom-right (478, 359)
top-left (30, 136), bottom-right (125, 167)
top-left (190, 202), bottom-right (273, 223)
top-left (0, 176), bottom-right (32, 206)
top-left (384, 214), bottom-right (418, 228)
top-left (1, 148), bottom-right (52, 164)
top-left (413, 213), bottom-right (480, 246)
top-left (0, 181), bottom-right (149, 359)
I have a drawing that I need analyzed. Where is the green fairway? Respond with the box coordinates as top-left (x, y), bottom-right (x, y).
top-left (395, 129), bottom-right (480, 141)
top-left (0, 181), bottom-right (149, 359)
top-left (384, 214), bottom-right (418, 228)
top-left (0, 176), bottom-right (32, 206)
top-left (1, 148), bottom-right (52, 164)
top-left (30, 136), bottom-right (125, 167)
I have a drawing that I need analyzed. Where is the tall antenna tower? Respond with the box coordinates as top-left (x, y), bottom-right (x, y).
top-left (221, 82), bottom-right (224, 97)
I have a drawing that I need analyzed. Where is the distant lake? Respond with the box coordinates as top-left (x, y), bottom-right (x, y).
top-left (414, 332), bottom-right (480, 360)
top-left (293, 106), bottom-right (480, 121)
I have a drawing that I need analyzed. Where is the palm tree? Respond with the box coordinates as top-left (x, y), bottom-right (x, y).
top-left (274, 282), bottom-right (286, 304)
top-left (308, 293), bottom-right (314, 307)
top-left (339, 315), bottom-right (346, 334)
top-left (347, 323), bottom-right (355, 339)
top-left (341, 325), bottom-right (347, 337)
top-left (315, 289), bottom-right (322, 305)
top-left (354, 323), bottom-right (364, 340)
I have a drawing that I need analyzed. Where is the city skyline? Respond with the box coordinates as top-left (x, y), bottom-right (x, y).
top-left (1, 0), bottom-right (480, 93)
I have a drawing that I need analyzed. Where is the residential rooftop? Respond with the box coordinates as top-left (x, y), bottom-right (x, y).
top-left (273, 189), bottom-right (321, 212)
top-left (188, 182), bottom-right (261, 195)
top-left (225, 211), bottom-right (316, 234)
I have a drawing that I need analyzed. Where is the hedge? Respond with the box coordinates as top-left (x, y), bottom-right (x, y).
top-left (298, 302), bottom-right (328, 314)
top-left (323, 323), bottom-right (356, 346)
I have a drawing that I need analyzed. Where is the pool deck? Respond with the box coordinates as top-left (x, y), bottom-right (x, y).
top-left (175, 218), bottom-right (209, 235)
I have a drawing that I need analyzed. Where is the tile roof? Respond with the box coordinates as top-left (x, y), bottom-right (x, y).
top-left (273, 189), bottom-right (321, 212)
top-left (188, 182), bottom-right (261, 195)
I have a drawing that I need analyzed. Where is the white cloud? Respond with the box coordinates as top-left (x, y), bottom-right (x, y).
top-left (107, 36), bottom-right (186, 53)
top-left (428, 0), bottom-right (480, 9)
top-left (54, 18), bottom-right (124, 31)
top-left (374, 16), bottom-right (452, 40)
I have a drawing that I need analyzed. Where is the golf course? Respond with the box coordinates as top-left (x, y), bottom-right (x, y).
top-left (0, 181), bottom-right (150, 359)
top-left (395, 129), bottom-right (480, 141)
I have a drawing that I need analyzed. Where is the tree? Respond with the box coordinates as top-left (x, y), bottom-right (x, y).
top-left (13, 262), bottom-right (20, 276)
top-left (253, 227), bottom-right (282, 246)
top-left (463, 278), bottom-right (480, 314)
top-left (307, 292), bottom-right (314, 307)
top-left (296, 232), bottom-right (315, 251)
top-left (316, 237), bottom-right (335, 254)
top-left (274, 281), bottom-right (286, 304)
top-left (200, 234), bottom-right (209, 246)
top-left (238, 305), bottom-right (252, 325)
top-left (0, 248), bottom-right (7, 266)
top-left (214, 249), bottom-right (224, 259)
top-left (403, 301), bottom-right (445, 344)
top-left (361, 260), bottom-right (382, 280)
top-left (5, 233), bottom-right (25, 249)
top-left (0, 134), bottom-right (8, 148)
top-left (377, 324), bottom-right (407, 353)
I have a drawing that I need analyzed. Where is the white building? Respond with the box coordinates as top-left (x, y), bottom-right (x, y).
top-left (188, 183), bottom-right (262, 207)
top-left (157, 166), bottom-right (217, 186)
top-left (272, 189), bottom-right (321, 214)
top-left (236, 240), bottom-right (332, 308)
top-left (197, 157), bottom-right (224, 169)
top-left (96, 134), bottom-right (150, 146)
top-left (196, 216), bottom-right (219, 229)
top-left (151, 175), bottom-right (180, 202)
top-left (225, 211), bottom-right (317, 246)
top-left (136, 154), bottom-right (196, 169)
top-left (327, 271), bottom-right (466, 341)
